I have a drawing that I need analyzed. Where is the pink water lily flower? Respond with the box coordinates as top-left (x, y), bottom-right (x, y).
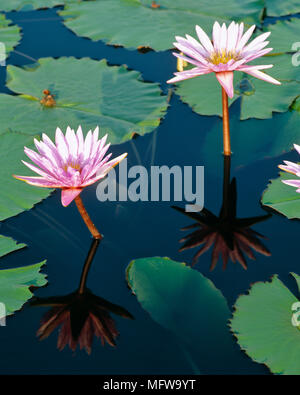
top-left (167, 21), bottom-right (281, 98)
top-left (278, 144), bottom-right (300, 192)
top-left (14, 126), bottom-right (127, 207)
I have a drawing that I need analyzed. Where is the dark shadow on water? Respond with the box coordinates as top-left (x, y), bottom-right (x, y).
top-left (31, 239), bottom-right (133, 355)
top-left (173, 155), bottom-right (272, 271)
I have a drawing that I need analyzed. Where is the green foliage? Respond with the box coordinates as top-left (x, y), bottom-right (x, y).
top-left (231, 273), bottom-right (300, 374)
top-left (127, 256), bottom-right (253, 373)
top-left (0, 235), bottom-right (26, 258)
top-left (60, 0), bottom-right (263, 51)
top-left (0, 57), bottom-right (168, 143)
top-left (0, 14), bottom-right (21, 60)
top-left (262, 171), bottom-right (300, 219)
top-left (0, 132), bottom-right (52, 221)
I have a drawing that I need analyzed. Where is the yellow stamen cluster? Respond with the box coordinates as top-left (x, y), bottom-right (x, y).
top-left (63, 162), bottom-right (81, 172)
top-left (209, 50), bottom-right (240, 65)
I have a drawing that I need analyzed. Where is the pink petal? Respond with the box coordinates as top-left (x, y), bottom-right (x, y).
top-left (13, 175), bottom-right (60, 188)
top-left (173, 42), bottom-right (206, 64)
top-left (243, 47), bottom-right (273, 62)
top-left (167, 67), bottom-right (211, 84)
top-left (242, 69), bottom-right (281, 85)
top-left (294, 144), bottom-right (300, 155)
top-left (185, 34), bottom-right (208, 57)
top-left (65, 126), bottom-right (78, 160)
top-left (24, 146), bottom-right (57, 176)
top-left (236, 25), bottom-right (256, 51)
top-left (172, 52), bottom-right (206, 68)
top-left (237, 23), bottom-right (244, 43)
top-left (34, 138), bottom-right (62, 169)
top-left (61, 188), bottom-right (83, 207)
top-left (195, 25), bottom-right (214, 52)
top-left (76, 126), bottom-right (84, 155)
top-left (282, 179), bottom-right (300, 189)
top-left (83, 130), bottom-right (93, 160)
top-left (215, 71), bottom-right (234, 98)
top-left (219, 23), bottom-right (228, 51)
top-left (82, 153), bottom-right (127, 187)
top-left (21, 160), bottom-right (56, 181)
top-left (55, 127), bottom-right (69, 162)
top-left (212, 21), bottom-right (221, 51)
top-left (178, 36), bottom-right (209, 61)
top-left (242, 31), bottom-right (270, 53)
top-left (278, 163), bottom-right (299, 175)
top-left (227, 21), bottom-right (238, 52)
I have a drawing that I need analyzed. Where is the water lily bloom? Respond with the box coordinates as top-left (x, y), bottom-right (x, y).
top-left (13, 126), bottom-right (127, 207)
top-left (278, 144), bottom-right (300, 191)
top-left (167, 21), bottom-right (281, 98)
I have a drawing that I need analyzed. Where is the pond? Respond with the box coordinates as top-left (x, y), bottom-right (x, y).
top-left (0, 1), bottom-right (300, 376)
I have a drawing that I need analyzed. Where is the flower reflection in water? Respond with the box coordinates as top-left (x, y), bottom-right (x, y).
top-left (173, 156), bottom-right (271, 270)
top-left (31, 239), bottom-right (133, 354)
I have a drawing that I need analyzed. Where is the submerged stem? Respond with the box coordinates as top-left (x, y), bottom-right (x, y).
top-left (221, 88), bottom-right (231, 156)
top-left (78, 238), bottom-right (101, 294)
top-left (222, 155), bottom-right (231, 218)
top-left (74, 195), bottom-right (102, 240)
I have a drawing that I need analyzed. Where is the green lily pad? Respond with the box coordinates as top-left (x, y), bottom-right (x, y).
top-left (0, 132), bottom-right (53, 221)
top-left (230, 273), bottom-right (300, 374)
top-left (0, 0), bottom-right (65, 11)
top-left (0, 57), bottom-right (168, 143)
top-left (127, 256), bottom-right (256, 373)
top-left (264, 0), bottom-right (300, 17)
top-left (176, 66), bottom-right (300, 120)
top-left (261, 171), bottom-right (300, 219)
top-left (175, 18), bottom-right (300, 119)
top-left (267, 19), bottom-right (300, 54)
top-left (60, 0), bottom-right (264, 52)
top-left (200, 106), bottom-right (300, 174)
top-left (0, 235), bottom-right (26, 258)
top-left (0, 260), bottom-right (47, 318)
top-left (0, 14), bottom-right (21, 61)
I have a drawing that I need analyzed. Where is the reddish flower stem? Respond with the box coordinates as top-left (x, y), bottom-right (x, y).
top-left (74, 195), bottom-right (102, 240)
top-left (221, 88), bottom-right (231, 156)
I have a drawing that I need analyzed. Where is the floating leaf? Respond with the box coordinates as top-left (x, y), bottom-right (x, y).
top-left (267, 19), bottom-right (300, 54)
top-left (0, 0), bottom-right (65, 11)
top-left (264, 0), bottom-right (300, 17)
top-left (127, 256), bottom-right (257, 373)
top-left (0, 132), bottom-right (53, 221)
top-left (261, 171), bottom-right (300, 219)
top-left (230, 273), bottom-right (300, 375)
top-left (0, 260), bottom-right (47, 318)
top-left (175, 18), bottom-right (300, 119)
top-left (0, 57), bottom-right (168, 143)
top-left (200, 106), bottom-right (300, 173)
top-left (60, 0), bottom-right (264, 52)
top-left (0, 14), bottom-right (21, 60)
top-left (0, 235), bottom-right (26, 258)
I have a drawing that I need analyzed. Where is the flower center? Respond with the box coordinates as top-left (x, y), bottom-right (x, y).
top-left (209, 50), bottom-right (240, 65)
top-left (63, 162), bottom-right (81, 172)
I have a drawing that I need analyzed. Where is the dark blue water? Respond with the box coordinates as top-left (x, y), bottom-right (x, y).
top-left (0, 7), bottom-right (299, 374)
